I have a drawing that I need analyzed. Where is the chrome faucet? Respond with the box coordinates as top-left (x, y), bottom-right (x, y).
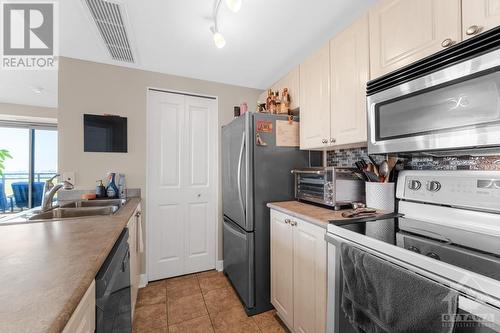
top-left (41, 174), bottom-right (74, 212)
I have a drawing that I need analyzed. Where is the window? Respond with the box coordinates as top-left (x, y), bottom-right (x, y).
top-left (0, 123), bottom-right (57, 214)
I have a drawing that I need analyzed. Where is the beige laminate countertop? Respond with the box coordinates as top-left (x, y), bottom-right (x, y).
top-left (0, 198), bottom-right (141, 333)
top-left (267, 201), bottom-right (345, 228)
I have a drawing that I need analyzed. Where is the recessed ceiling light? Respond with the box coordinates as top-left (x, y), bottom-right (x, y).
top-left (210, 0), bottom-right (241, 48)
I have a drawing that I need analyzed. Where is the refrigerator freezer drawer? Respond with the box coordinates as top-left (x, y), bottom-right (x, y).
top-left (223, 218), bottom-right (255, 309)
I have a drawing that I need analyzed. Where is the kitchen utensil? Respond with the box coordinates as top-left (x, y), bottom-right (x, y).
top-left (379, 160), bottom-right (389, 180)
top-left (387, 156), bottom-right (399, 182)
top-left (342, 208), bottom-right (377, 218)
top-left (367, 163), bottom-right (379, 176)
top-left (365, 171), bottom-right (380, 182)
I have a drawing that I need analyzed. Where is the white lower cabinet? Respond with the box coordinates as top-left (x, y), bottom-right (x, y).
top-left (62, 280), bottom-right (96, 333)
top-left (270, 209), bottom-right (327, 333)
top-left (128, 203), bottom-right (142, 317)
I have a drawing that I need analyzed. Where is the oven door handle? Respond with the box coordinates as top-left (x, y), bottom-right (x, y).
top-left (398, 217), bottom-right (453, 244)
top-left (459, 296), bottom-right (500, 330)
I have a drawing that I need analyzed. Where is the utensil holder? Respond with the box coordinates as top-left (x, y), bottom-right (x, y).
top-left (365, 182), bottom-right (396, 243)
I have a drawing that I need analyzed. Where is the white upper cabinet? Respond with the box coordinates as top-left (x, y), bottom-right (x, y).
top-left (330, 15), bottom-right (369, 146)
top-left (369, 0), bottom-right (462, 79)
top-left (462, 0), bottom-right (500, 39)
top-left (299, 43), bottom-right (331, 149)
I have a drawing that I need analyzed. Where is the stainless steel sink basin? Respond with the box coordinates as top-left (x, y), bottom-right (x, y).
top-left (29, 206), bottom-right (118, 220)
top-left (61, 199), bottom-right (126, 208)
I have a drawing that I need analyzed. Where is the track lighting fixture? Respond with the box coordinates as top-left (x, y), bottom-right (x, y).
top-left (210, 0), bottom-right (242, 48)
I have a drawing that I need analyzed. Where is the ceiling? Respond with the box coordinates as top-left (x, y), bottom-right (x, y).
top-left (0, 0), bottom-right (376, 108)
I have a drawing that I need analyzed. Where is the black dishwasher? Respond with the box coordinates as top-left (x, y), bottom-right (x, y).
top-left (96, 228), bottom-right (132, 333)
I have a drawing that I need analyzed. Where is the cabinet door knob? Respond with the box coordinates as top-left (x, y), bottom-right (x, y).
top-left (330, 138), bottom-right (336, 144)
top-left (441, 38), bottom-right (454, 48)
top-left (284, 218), bottom-right (291, 224)
top-left (135, 211), bottom-right (141, 217)
top-left (322, 139), bottom-right (328, 144)
top-left (466, 25), bottom-right (481, 36)
top-left (290, 220), bottom-right (297, 226)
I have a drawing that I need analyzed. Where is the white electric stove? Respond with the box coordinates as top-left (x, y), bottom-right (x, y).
top-left (326, 170), bottom-right (500, 333)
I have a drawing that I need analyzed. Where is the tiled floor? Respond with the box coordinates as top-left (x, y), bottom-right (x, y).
top-left (133, 270), bottom-right (290, 333)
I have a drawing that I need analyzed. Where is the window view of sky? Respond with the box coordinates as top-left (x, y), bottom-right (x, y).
top-left (0, 127), bottom-right (57, 173)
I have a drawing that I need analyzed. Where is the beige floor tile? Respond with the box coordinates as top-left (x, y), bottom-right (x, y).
top-left (196, 270), bottom-right (219, 279)
top-left (167, 292), bottom-right (208, 325)
top-left (168, 315), bottom-right (214, 333)
top-left (259, 322), bottom-right (290, 333)
top-left (198, 272), bottom-right (230, 295)
top-left (133, 303), bottom-right (168, 332)
top-left (136, 283), bottom-right (167, 308)
top-left (210, 306), bottom-right (260, 333)
top-left (253, 309), bottom-right (279, 329)
top-left (166, 275), bottom-right (201, 300)
top-left (203, 287), bottom-right (241, 315)
top-left (167, 274), bottom-right (198, 283)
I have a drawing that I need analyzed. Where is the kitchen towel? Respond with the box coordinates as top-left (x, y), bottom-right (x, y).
top-left (340, 243), bottom-right (458, 333)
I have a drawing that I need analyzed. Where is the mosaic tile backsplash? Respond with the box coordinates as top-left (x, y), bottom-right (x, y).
top-left (327, 148), bottom-right (500, 171)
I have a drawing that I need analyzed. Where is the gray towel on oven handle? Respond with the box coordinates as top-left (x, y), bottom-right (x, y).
top-left (340, 243), bottom-right (458, 333)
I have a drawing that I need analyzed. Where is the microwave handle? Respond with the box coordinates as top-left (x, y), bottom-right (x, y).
top-left (291, 169), bottom-right (325, 175)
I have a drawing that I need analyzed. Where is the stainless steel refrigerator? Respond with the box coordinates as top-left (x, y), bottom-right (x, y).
top-left (222, 112), bottom-right (311, 315)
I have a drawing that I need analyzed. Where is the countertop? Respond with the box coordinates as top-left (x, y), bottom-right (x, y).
top-left (267, 201), bottom-right (345, 228)
top-left (0, 198), bottom-right (141, 333)
top-left (267, 201), bottom-right (388, 229)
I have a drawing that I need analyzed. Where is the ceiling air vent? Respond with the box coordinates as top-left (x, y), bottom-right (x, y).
top-left (83, 0), bottom-right (135, 63)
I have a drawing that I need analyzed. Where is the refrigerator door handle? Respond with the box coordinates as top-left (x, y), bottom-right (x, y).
top-left (237, 132), bottom-right (246, 217)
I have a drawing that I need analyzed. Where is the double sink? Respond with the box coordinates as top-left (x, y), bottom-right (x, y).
top-left (28, 199), bottom-right (126, 221)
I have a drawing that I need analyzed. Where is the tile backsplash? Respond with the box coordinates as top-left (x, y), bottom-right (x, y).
top-left (326, 148), bottom-right (368, 167)
top-left (327, 148), bottom-right (500, 171)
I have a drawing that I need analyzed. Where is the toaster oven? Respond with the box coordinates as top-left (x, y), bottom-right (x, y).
top-left (291, 167), bottom-right (365, 209)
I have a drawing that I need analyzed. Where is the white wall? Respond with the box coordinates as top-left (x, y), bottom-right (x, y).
top-left (58, 57), bottom-right (261, 266)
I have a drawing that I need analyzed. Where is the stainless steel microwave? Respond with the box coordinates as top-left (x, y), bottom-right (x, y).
top-left (367, 26), bottom-right (500, 155)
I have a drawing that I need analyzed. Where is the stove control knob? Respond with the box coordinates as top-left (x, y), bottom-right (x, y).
top-left (426, 252), bottom-right (441, 261)
top-left (426, 181), bottom-right (441, 192)
top-left (408, 246), bottom-right (421, 253)
top-left (408, 180), bottom-right (421, 190)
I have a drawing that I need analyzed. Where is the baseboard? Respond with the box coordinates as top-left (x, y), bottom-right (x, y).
top-left (139, 274), bottom-right (148, 288)
top-left (216, 260), bottom-right (223, 272)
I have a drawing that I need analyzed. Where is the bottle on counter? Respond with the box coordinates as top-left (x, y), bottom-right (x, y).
top-left (96, 180), bottom-right (106, 198)
top-left (106, 173), bottom-right (119, 199)
top-left (117, 173), bottom-right (126, 199)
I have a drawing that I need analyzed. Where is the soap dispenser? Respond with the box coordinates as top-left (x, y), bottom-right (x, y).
top-left (96, 180), bottom-right (106, 198)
